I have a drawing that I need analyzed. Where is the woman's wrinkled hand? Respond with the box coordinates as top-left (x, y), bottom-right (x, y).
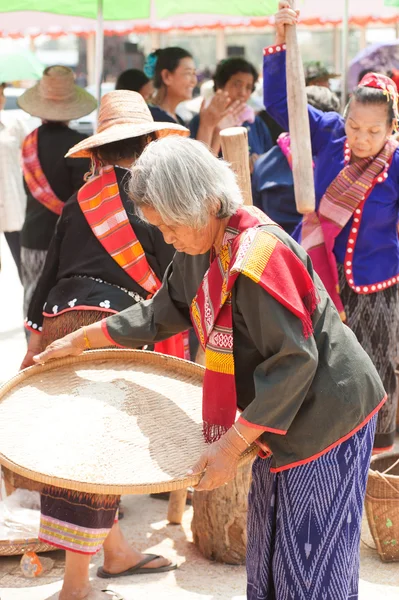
top-left (275, 1), bottom-right (300, 46)
top-left (33, 330), bottom-right (85, 365)
top-left (188, 435), bottom-right (242, 491)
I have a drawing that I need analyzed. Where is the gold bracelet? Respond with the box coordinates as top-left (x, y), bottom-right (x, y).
top-left (82, 327), bottom-right (91, 350)
top-left (232, 424), bottom-right (251, 448)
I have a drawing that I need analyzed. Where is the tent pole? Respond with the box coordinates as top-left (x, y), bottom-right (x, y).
top-left (216, 29), bottom-right (226, 62)
top-left (94, 0), bottom-right (104, 125)
top-left (341, 0), bottom-right (349, 111)
top-left (87, 34), bottom-right (96, 86)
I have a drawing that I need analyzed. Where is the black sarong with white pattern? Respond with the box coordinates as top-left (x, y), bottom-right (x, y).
top-left (338, 264), bottom-right (399, 450)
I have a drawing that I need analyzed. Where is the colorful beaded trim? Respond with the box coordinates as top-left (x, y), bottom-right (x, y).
top-left (263, 44), bottom-right (287, 55)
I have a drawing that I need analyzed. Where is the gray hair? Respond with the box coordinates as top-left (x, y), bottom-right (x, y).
top-left (128, 136), bottom-right (243, 229)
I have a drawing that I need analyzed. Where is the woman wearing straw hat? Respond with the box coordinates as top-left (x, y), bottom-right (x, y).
top-left (17, 65), bottom-right (97, 319)
top-left (20, 91), bottom-right (188, 600)
top-left (36, 135), bottom-right (386, 599)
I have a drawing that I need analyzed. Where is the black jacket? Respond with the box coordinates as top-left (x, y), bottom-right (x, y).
top-left (21, 123), bottom-right (89, 250)
top-left (27, 167), bottom-right (175, 329)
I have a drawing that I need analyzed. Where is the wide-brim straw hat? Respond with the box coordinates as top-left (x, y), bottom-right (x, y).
top-left (66, 90), bottom-right (189, 158)
top-left (17, 65), bottom-right (97, 121)
top-left (0, 350), bottom-right (256, 495)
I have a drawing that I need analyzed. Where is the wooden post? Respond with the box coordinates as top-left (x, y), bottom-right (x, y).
top-left (191, 459), bottom-right (253, 564)
top-left (340, 0), bottom-right (349, 109)
top-left (333, 25), bottom-right (341, 77)
top-left (220, 127), bottom-right (253, 206)
top-left (167, 489), bottom-right (188, 524)
top-left (359, 26), bottom-right (367, 51)
top-left (285, 0), bottom-right (316, 214)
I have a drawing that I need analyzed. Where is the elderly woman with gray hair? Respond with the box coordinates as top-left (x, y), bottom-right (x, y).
top-left (36, 136), bottom-right (385, 599)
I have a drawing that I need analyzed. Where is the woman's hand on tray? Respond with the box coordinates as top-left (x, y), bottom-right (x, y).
top-left (188, 435), bottom-right (242, 491)
top-left (33, 322), bottom-right (110, 364)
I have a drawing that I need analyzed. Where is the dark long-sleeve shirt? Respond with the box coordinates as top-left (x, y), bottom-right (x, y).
top-left (103, 223), bottom-right (385, 471)
top-left (21, 123), bottom-right (89, 250)
top-left (27, 168), bottom-right (175, 331)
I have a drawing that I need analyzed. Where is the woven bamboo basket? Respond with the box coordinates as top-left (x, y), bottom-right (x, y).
top-left (365, 453), bottom-right (399, 562)
top-left (0, 469), bottom-right (53, 556)
top-left (0, 538), bottom-right (55, 557)
top-left (0, 349), bottom-right (257, 495)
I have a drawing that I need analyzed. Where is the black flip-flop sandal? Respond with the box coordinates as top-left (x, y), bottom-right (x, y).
top-left (97, 554), bottom-right (177, 579)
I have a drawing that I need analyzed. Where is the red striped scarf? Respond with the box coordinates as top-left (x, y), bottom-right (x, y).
top-left (301, 138), bottom-right (398, 317)
top-left (78, 166), bottom-right (161, 295)
top-left (190, 206), bottom-right (319, 443)
top-left (22, 128), bottom-right (64, 216)
top-left (78, 166), bottom-right (187, 359)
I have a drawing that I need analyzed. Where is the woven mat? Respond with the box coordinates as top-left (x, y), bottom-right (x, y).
top-left (0, 350), bottom-right (256, 495)
top-left (0, 538), bottom-right (54, 556)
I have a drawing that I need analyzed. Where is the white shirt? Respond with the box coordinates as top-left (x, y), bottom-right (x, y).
top-left (0, 113), bottom-right (28, 233)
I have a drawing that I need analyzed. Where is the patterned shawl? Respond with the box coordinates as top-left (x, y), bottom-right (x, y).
top-left (301, 138), bottom-right (398, 317)
top-left (190, 206), bottom-right (319, 443)
top-left (22, 128), bottom-right (64, 215)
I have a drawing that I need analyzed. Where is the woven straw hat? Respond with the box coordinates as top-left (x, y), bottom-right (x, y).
top-left (17, 65), bottom-right (97, 121)
top-left (0, 350), bottom-right (255, 495)
top-left (66, 90), bottom-right (189, 158)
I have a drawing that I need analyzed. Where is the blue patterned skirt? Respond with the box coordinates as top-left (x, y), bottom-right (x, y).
top-left (246, 416), bottom-right (376, 600)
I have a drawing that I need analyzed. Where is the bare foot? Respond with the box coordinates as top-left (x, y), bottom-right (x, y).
top-left (102, 523), bottom-right (173, 575)
top-left (48, 590), bottom-right (120, 600)
top-left (58, 582), bottom-right (91, 600)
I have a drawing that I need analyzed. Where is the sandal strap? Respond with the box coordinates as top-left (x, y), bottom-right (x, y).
top-left (128, 553), bottom-right (161, 572)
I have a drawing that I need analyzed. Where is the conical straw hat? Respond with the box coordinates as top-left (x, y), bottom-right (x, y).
top-left (66, 90), bottom-right (189, 158)
top-left (0, 350), bottom-right (256, 495)
top-left (17, 65), bottom-right (97, 121)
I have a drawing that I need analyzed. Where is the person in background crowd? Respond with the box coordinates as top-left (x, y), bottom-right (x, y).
top-left (265, 0), bottom-right (399, 453)
top-left (144, 46), bottom-right (197, 126)
top-left (17, 66), bottom-right (96, 318)
top-left (115, 68), bottom-right (154, 101)
top-left (190, 57), bottom-right (273, 160)
top-left (304, 60), bottom-right (340, 88)
top-left (0, 82), bottom-right (28, 279)
top-left (252, 85), bottom-right (340, 234)
top-left (20, 91), bottom-right (187, 600)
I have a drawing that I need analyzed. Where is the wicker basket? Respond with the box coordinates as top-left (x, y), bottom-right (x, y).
top-left (365, 453), bottom-right (399, 562)
top-left (0, 538), bottom-right (55, 557)
top-left (0, 350), bottom-right (257, 495)
top-left (2, 466), bottom-right (44, 496)
top-left (0, 468), bottom-right (53, 556)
